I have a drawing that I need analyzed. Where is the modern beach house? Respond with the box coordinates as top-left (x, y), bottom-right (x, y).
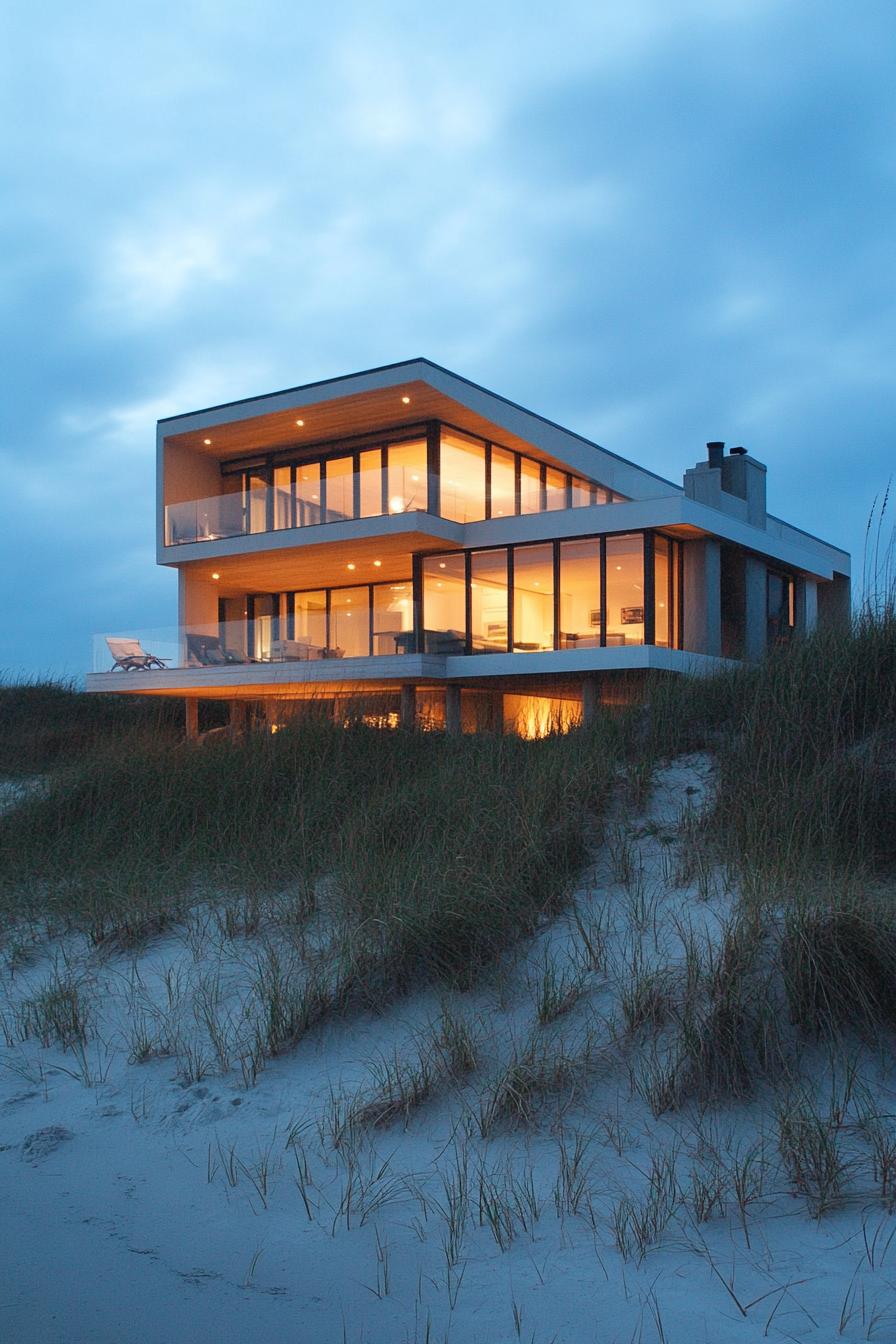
top-left (86, 358), bottom-right (851, 736)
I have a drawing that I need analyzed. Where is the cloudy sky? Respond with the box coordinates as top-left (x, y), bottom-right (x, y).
top-left (2, 1), bottom-right (894, 678)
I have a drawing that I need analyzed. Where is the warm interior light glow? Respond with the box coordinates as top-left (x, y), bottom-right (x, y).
top-left (211, 572), bottom-right (220, 580)
top-left (203, 438), bottom-right (212, 445)
top-left (373, 559), bottom-right (382, 567)
top-left (347, 562), bottom-right (356, 570)
top-left (401, 395), bottom-right (410, 404)
top-left (439, 562), bottom-right (446, 569)
top-left (296, 418), bottom-right (304, 426)
top-left (389, 495), bottom-right (405, 513)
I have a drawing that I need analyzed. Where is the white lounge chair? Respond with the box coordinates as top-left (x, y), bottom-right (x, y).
top-left (107, 637), bottom-right (170, 671)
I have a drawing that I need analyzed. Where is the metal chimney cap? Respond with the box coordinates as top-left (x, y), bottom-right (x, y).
top-left (730, 446), bottom-right (747, 456)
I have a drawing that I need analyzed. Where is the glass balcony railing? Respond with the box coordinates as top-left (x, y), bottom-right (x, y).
top-left (93, 619), bottom-right (417, 675)
top-left (165, 469), bottom-right (433, 546)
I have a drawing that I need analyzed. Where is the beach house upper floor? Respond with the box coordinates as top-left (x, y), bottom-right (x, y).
top-left (86, 358), bottom-right (851, 729)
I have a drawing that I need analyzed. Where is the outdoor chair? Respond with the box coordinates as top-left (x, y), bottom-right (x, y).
top-left (107, 637), bottom-right (170, 671)
top-left (185, 633), bottom-right (248, 666)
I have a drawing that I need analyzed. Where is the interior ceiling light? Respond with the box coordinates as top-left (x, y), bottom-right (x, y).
top-left (401, 395), bottom-right (410, 404)
top-left (373, 559), bottom-right (382, 567)
top-left (296, 419), bottom-right (304, 427)
top-left (347, 562), bottom-right (356, 570)
top-left (203, 438), bottom-right (212, 445)
top-left (211, 572), bottom-right (220, 580)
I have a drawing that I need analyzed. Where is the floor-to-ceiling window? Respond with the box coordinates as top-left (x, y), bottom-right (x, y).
top-left (274, 465), bottom-right (292, 529)
top-left (373, 581), bottom-right (414, 654)
top-left (470, 549), bottom-right (509, 652)
top-left (325, 456), bottom-right (354, 523)
top-left (422, 553), bottom-right (466, 652)
top-left (605, 534), bottom-right (645, 644)
top-left (387, 439), bottom-right (428, 514)
top-left (439, 430), bottom-right (486, 523)
top-left (513, 543), bottom-right (554, 651)
top-left (519, 457), bottom-right (542, 515)
top-left (545, 467), bottom-right (567, 511)
top-left (330, 586), bottom-right (370, 657)
top-left (293, 590), bottom-right (327, 651)
top-left (359, 448), bottom-right (383, 517)
top-left (559, 538), bottom-right (602, 647)
top-left (490, 446), bottom-right (516, 518)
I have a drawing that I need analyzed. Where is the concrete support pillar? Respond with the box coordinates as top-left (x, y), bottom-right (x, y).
top-left (682, 538), bottom-right (722, 657)
top-left (445, 685), bottom-right (462, 736)
top-left (795, 578), bottom-right (818, 635)
top-left (185, 698), bottom-right (199, 740)
top-left (229, 699), bottom-right (249, 737)
top-left (581, 676), bottom-right (600, 727)
top-left (744, 555), bottom-right (767, 661)
top-left (399, 684), bottom-right (416, 731)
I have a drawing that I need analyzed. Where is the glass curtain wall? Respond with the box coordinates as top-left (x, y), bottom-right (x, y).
top-left (325, 456), bottom-right (354, 523)
top-left (519, 458), bottom-right (541, 514)
top-left (372, 582), bottom-right (414, 654)
top-left (329, 587), bottom-right (370, 657)
top-left (559, 539), bottom-right (602, 647)
top-left (359, 449), bottom-right (383, 517)
top-left (513, 544), bottom-right (554, 651)
top-left (422, 553), bottom-right (466, 652)
top-left (605, 534), bottom-right (645, 644)
top-left (274, 465), bottom-right (293, 529)
top-left (293, 590), bottom-right (327, 652)
top-left (387, 439), bottom-right (427, 513)
top-left (440, 430), bottom-right (486, 523)
top-left (470, 549), bottom-right (509, 652)
top-left (490, 446), bottom-right (515, 517)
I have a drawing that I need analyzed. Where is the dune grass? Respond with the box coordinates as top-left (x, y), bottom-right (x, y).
top-left (0, 709), bottom-right (619, 983)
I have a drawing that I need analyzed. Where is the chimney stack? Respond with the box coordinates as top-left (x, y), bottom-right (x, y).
top-left (707, 441), bottom-right (725, 469)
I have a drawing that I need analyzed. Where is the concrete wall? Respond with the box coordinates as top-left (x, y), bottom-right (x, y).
top-left (682, 538), bottom-right (721, 656)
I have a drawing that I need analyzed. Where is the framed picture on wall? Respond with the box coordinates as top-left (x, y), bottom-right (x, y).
top-left (588, 609), bottom-right (602, 628)
top-left (621, 606), bottom-right (644, 625)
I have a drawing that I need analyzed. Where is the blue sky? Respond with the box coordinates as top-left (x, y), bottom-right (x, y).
top-left (2, 1), bottom-right (894, 678)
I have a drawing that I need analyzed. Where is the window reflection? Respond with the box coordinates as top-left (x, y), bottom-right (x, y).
top-left (422, 553), bottom-right (466, 653)
top-left (605, 534), bottom-right (644, 645)
top-left (559, 539), bottom-right (601, 648)
top-left (440, 430), bottom-right (486, 523)
top-left (470, 549), bottom-right (508, 652)
top-left (513, 544), bottom-right (554, 651)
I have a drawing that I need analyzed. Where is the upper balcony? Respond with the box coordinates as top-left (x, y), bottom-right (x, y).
top-left (161, 420), bottom-right (625, 559)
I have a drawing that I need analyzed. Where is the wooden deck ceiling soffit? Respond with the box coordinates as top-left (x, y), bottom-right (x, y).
top-left (165, 380), bottom-right (574, 473)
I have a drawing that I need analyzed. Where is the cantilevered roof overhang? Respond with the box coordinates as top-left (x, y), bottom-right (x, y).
top-left (158, 357), bottom-right (679, 504)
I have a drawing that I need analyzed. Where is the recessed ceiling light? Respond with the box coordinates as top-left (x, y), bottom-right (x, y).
top-left (347, 562), bottom-right (356, 570)
top-left (211, 572), bottom-right (220, 580)
top-left (203, 438), bottom-right (212, 445)
top-left (296, 419), bottom-right (304, 427)
top-left (438, 562), bottom-right (446, 569)
top-left (401, 395), bottom-right (410, 405)
top-left (373, 559), bottom-right (382, 567)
